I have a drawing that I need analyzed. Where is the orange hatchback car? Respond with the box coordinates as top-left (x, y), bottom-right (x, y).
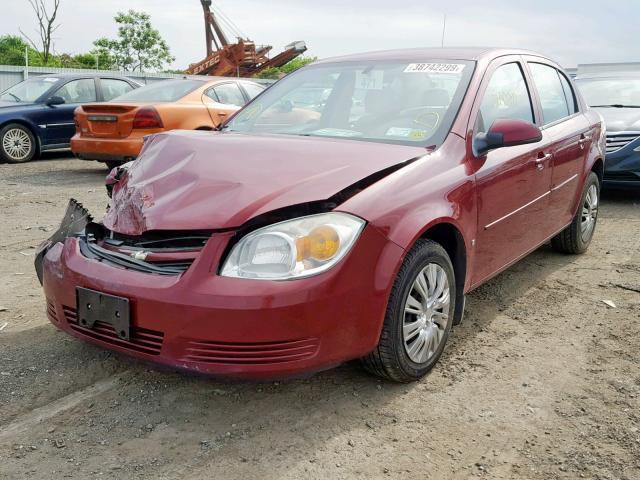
top-left (71, 77), bottom-right (266, 169)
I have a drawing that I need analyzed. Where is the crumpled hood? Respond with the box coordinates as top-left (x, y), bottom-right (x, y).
top-left (103, 130), bottom-right (426, 235)
top-left (593, 107), bottom-right (640, 132)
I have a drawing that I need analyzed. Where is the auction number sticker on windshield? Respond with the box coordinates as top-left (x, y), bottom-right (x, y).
top-left (404, 63), bottom-right (465, 74)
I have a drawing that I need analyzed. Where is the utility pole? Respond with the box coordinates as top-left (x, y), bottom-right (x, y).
top-left (24, 46), bottom-right (29, 79)
top-left (441, 14), bottom-right (447, 47)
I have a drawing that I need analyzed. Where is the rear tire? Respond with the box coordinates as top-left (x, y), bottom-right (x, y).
top-left (361, 239), bottom-right (456, 382)
top-left (105, 161), bottom-right (121, 171)
top-left (0, 123), bottom-right (36, 163)
top-left (551, 172), bottom-right (600, 254)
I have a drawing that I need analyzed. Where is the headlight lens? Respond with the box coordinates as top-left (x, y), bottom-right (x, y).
top-left (220, 212), bottom-right (365, 280)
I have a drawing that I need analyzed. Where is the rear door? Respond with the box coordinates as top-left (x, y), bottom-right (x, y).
top-left (45, 78), bottom-right (98, 145)
top-left (524, 59), bottom-right (591, 226)
top-left (202, 82), bottom-right (246, 125)
top-left (470, 57), bottom-right (555, 285)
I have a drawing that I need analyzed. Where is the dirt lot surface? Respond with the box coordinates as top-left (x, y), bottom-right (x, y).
top-left (0, 154), bottom-right (639, 480)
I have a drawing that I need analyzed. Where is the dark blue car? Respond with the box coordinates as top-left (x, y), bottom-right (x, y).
top-left (575, 72), bottom-right (640, 188)
top-left (0, 74), bottom-right (140, 163)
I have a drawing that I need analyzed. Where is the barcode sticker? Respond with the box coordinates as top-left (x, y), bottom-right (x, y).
top-left (404, 63), bottom-right (465, 74)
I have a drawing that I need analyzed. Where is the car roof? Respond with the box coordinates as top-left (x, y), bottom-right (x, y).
top-left (314, 47), bottom-right (547, 64)
top-left (31, 73), bottom-right (129, 80)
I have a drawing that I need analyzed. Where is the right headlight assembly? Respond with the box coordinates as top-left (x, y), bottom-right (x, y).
top-left (220, 212), bottom-right (366, 280)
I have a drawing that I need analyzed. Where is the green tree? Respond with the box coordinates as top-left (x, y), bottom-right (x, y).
top-left (256, 56), bottom-right (316, 80)
top-left (93, 10), bottom-right (174, 72)
top-left (0, 35), bottom-right (50, 66)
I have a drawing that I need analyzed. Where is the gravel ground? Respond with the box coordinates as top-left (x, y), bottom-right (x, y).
top-left (0, 155), bottom-right (639, 480)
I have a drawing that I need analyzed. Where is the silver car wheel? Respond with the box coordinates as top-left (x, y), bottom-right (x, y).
top-left (403, 263), bottom-right (451, 364)
top-left (2, 128), bottom-right (32, 161)
top-left (581, 184), bottom-right (598, 241)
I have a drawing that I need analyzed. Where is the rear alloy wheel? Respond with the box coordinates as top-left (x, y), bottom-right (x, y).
top-left (361, 239), bottom-right (456, 382)
top-left (0, 123), bottom-right (36, 163)
top-left (551, 171), bottom-right (600, 254)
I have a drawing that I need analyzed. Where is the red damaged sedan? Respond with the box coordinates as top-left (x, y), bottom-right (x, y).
top-left (35, 48), bottom-right (605, 382)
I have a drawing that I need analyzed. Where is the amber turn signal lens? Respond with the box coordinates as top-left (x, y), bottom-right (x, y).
top-left (296, 225), bottom-right (341, 262)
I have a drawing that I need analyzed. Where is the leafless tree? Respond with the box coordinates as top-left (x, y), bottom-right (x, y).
top-left (19, 0), bottom-right (61, 65)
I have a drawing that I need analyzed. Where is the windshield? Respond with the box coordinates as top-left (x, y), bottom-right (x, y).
top-left (111, 79), bottom-right (204, 103)
top-left (224, 59), bottom-right (475, 146)
top-left (575, 77), bottom-right (640, 107)
top-left (0, 76), bottom-right (59, 102)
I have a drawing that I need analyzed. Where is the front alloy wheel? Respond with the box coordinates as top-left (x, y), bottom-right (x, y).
top-left (403, 263), bottom-right (450, 364)
top-left (361, 239), bottom-right (456, 382)
top-left (0, 124), bottom-right (36, 163)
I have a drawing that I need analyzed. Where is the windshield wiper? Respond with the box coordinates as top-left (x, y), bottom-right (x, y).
top-left (4, 93), bottom-right (21, 102)
top-left (591, 104), bottom-right (640, 108)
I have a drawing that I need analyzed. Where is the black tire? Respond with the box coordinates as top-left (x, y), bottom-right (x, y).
top-left (105, 161), bottom-right (121, 171)
top-left (361, 239), bottom-right (456, 382)
top-left (551, 171), bottom-right (600, 254)
top-left (0, 123), bottom-right (37, 163)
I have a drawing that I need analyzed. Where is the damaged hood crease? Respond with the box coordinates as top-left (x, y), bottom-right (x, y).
top-left (103, 131), bottom-right (427, 236)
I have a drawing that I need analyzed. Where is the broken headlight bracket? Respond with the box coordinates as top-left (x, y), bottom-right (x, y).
top-left (34, 198), bottom-right (93, 285)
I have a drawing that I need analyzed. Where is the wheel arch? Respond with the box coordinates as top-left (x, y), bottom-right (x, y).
top-left (591, 157), bottom-right (604, 185)
top-left (0, 118), bottom-right (42, 154)
top-left (415, 220), bottom-right (468, 325)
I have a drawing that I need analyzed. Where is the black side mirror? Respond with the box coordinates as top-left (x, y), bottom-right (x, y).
top-left (473, 118), bottom-right (542, 156)
top-left (46, 96), bottom-right (65, 107)
top-left (474, 131), bottom-right (504, 156)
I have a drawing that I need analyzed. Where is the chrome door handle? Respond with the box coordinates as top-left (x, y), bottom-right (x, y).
top-left (579, 135), bottom-right (591, 149)
top-left (536, 153), bottom-right (552, 170)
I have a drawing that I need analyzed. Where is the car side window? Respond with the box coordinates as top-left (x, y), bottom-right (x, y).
top-left (54, 79), bottom-right (97, 103)
top-left (212, 83), bottom-right (246, 106)
top-left (476, 63), bottom-right (534, 134)
top-left (528, 63), bottom-right (570, 125)
top-left (242, 82), bottom-right (265, 100)
top-left (101, 79), bottom-right (134, 101)
top-left (558, 72), bottom-right (578, 114)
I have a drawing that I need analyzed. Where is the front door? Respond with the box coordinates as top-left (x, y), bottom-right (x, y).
top-left (470, 59), bottom-right (554, 286)
top-left (203, 82), bottom-right (245, 126)
top-left (45, 78), bottom-right (97, 145)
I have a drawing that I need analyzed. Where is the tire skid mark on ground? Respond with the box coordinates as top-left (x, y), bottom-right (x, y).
top-left (0, 372), bottom-right (130, 442)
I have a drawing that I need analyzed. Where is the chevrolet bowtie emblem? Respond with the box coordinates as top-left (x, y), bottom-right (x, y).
top-left (130, 251), bottom-right (149, 261)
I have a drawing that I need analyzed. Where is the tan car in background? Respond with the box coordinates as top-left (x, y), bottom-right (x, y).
top-left (71, 77), bottom-right (265, 169)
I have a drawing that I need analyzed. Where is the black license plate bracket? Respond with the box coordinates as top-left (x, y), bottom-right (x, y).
top-left (76, 287), bottom-right (130, 340)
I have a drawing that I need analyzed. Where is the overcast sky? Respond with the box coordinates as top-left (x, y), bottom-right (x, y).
top-left (4, 0), bottom-right (640, 70)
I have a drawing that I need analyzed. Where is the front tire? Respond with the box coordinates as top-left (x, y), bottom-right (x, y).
top-left (551, 171), bottom-right (600, 254)
top-left (0, 123), bottom-right (36, 163)
top-left (361, 239), bottom-right (456, 382)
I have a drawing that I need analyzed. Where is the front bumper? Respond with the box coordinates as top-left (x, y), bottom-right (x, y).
top-left (40, 224), bottom-right (404, 379)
